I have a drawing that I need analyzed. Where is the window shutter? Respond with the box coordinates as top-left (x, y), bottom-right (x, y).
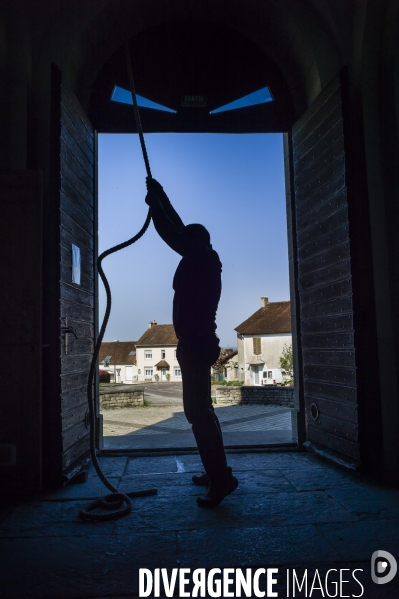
top-left (253, 337), bottom-right (261, 354)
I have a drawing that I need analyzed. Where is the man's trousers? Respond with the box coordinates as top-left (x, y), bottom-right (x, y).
top-left (176, 336), bottom-right (230, 484)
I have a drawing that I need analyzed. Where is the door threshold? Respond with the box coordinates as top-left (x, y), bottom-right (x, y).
top-left (100, 441), bottom-right (298, 458)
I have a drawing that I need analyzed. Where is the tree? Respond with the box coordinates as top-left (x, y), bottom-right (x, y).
top-left (99, 369), bottom-right (110, 383)
top-left (279, 343), bottom-right (293, 376)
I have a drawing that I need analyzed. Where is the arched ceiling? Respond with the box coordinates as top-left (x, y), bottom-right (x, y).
top-left (22, 0), bottom-right (345, 127)
top-left (88, 19), bottom-right (293, 133)
top-left (67, 0), bottom-right (342, 120)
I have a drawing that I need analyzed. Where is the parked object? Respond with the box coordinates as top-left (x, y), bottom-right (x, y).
top-left (261, 368), bottom-right (284, 385)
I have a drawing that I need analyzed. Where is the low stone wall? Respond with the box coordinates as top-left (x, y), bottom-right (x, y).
top-left (99, 386), bottom-right (144, 409)
top-left (214, 385), bottom-right (294, 406)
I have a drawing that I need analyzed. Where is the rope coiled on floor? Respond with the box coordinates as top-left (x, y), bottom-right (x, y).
top-left (79, 210), bottom-right (157, 522)
top-left (79, 0), bottom-right (157, 522)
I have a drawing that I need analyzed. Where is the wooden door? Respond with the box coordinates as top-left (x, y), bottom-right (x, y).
top-left (51, 69), bottom-right (98, 480)
top-left (291, 74), bottom-right (360, 466)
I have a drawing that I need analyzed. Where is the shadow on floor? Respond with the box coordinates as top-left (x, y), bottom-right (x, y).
top-left (102, 404), bottom-right (295, 451)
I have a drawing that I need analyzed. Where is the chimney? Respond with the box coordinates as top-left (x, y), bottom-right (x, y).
top-left (261, 296), bottom-right (269, 308)
top-left (148, 320), bottom-right (157, 328)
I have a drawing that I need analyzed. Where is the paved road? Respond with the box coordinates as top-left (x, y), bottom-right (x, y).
top-left (142, 382), bottom-right (183, 405)
top-left (102, 382), bottom-right (292, 437)
top-left (103, 404), bottom-right (292, 436)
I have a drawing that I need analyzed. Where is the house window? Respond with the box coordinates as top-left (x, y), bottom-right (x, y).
top-left (174, 368), bottom-right (181, 377)
top-left (145, 350), bottom-right (152, 359)
top-left (253, 337), bottom-right (261, 354)
top-left (145, 368), bottom-right (153, 378)
top-left (174, 350), bottom-right (177, 359)
top-left (161, 350), bottom-right (166, 359)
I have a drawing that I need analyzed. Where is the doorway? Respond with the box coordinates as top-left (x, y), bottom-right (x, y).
top-left (97, 132), bottom-right (295, 451)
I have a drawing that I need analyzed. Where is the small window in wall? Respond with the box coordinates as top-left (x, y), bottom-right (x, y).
top-left (145, 350), bottom-right (152, 359)
top-left (161, 350), bottom-right (166, 359)
top-left (111, 86), bottom-right (177, 114)
top-left (71, 244), bottom-right (81, 285)
top-left (253, 337), bottom-right (261, 355)
top-left (210, 86), bottom-right (273, 115)
top-left (174, 350), bottom-right (177, 359)
top-left (174, 368), bottom-right (181, 377)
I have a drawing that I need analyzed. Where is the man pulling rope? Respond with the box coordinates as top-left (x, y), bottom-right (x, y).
top-left (145, 178), bottom-right (238, 508)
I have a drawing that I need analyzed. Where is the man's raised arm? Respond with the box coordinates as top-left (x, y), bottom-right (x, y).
top-left (145, 178), bottom-right (191, 256)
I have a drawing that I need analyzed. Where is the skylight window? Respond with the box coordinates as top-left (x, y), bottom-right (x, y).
top-left (210, 86), bottom-right (273, 115)
top-left (111, 86), bottom-right (176, 114)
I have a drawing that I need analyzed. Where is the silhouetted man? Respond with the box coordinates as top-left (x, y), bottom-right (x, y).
top-left (145, 177), bottom-right (238, 507)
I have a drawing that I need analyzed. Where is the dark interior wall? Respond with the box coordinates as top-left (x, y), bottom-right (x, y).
top-left (379, 1), bottom-right (399, 472)
top-left (356, 0), bottom-right (399, 474)
top-left (0, 171), bottom-right (42, 493)
top-left (1, 0), bottom-right (399, 491)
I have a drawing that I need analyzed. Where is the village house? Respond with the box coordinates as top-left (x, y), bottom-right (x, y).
top-left (135, 321), bottom-right (180, 382)
top-left (211, 349), bottom-right (239, 382)
top-left (235, 297), bottom-right (292, 386)
top-left (99, 341), bottom-right (138, 383)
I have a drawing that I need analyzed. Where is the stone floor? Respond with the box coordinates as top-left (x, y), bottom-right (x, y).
top-left (1, 451), bottom-right (399, 598)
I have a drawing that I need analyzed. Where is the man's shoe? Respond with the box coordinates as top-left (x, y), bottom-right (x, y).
top-left (192, 472), bottom-right (210, 486)
top-left (196, 475), bottom-right (238, 508)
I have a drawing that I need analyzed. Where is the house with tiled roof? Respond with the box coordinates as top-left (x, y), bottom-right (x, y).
top-left (135, 321), bottom-right (180, 382)
top-left (235, 297), bottom-right (292, 385)
top-left (211, 349), bottom-right (239, 382)
top-left (99, 341), bottom-right (138, 383)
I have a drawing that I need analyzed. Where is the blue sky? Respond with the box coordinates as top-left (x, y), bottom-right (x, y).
top-left (98, 132), bottom-right (289, 347)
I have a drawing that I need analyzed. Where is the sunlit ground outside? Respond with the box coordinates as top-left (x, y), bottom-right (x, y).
top-left (100, 382), bottom-right (293, 450)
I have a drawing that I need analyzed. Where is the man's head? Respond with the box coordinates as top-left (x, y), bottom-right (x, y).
top-left (182, 223), bottom-right (211, 246)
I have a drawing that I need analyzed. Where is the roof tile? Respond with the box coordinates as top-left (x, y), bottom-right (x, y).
top-left (136, 324), bottom-right (178, 346)
top-left (235, 301), bottom-right (291, 335)
top-left (99, 341), bottom-right (137, 364)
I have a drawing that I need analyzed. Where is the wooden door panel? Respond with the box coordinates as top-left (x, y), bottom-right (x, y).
top-left (292, 74), bottom-right (360, 466)
top-left (59, 85), bottom-right (95, 477)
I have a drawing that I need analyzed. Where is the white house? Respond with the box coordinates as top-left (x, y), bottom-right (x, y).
top-left (135, 321), bottom-right (181, 382)
top-left (235, 297), bottom-right (292, 386)
top-left (99, 341), bottom-right (138, 383)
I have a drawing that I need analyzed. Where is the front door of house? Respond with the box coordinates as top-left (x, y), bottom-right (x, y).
top-left (254, 365), bottom-right (260, 385)
top-left (162, 368), bottom-right (166, 381)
